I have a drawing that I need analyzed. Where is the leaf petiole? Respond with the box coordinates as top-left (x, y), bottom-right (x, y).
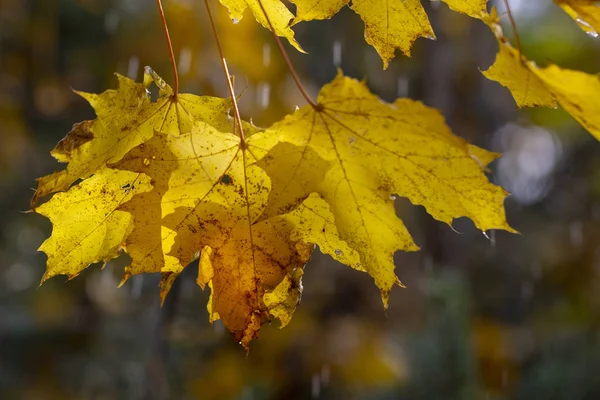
top-left (204, 0), bottom-right (247, 144)
top-left (255, 0), bottom-right (317, 108)
top-left (156, 0), bottom-right (179, 97)
top-left (502, 0), bottom-right (523, 56)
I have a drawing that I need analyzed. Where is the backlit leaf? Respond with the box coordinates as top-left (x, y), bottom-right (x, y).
top-left (35, 63), bottom-right (515, 346)
top-left (532, 65), bottom-right (600, 140)
top-left (255, 72), bottom-right (515, 305)
top-left (37, 168), bottom-right (152, 282)
top-left (482, 11), bottom-right (600, 141)
top-left (481, 39), bottom-right (556, 108)
top-left (34, 67), bottom-right (232, 201)
top-left (350, 0), bottom-right (434, 69)
top-left (112, 122), bottom-right (323, 347)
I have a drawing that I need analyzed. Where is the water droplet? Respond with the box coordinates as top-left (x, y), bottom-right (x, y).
top-left (334, 249), bottom-right (343, 256)
top-left (333, 40), bottom-right (342, 67)
top-left (483, 230), bottom-right (496, 247)
top-left (233, 18), bottom-right (240, 24)
top-left (575, 17), bottom-right (598, 37)
top-left (389, 194), bottom-right (397, 200)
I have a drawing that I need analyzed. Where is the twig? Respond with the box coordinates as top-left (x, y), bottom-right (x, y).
top-left (156, 0), bottom-right (179, 97)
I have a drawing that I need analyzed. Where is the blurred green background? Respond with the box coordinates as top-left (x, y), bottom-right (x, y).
top-left (2, 1), bottom-right (600, 399)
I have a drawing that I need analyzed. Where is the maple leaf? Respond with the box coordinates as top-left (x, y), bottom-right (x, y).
top-left (253, 71), bottom-right (515, 305)
top-left (36, 168), bottom-right (152, 282)
top-left (227, 0), bottom-right (493, 69)
top-left (481, 11), bottom-right (600, 141)
top-left (34, 67), bottom-right (233, 202)
top-left (241, 0), bottom-right (490, 69)
top-left (111, 120), bottom-right (357, 346)
top-left (35, 68), bottom-right (341, 346)
top-left (291, 0), bottom-right (435, 69)
top-left (555, 0), bottom-right (600, 36)
top-left (34, 70), bottom-right (236, 280)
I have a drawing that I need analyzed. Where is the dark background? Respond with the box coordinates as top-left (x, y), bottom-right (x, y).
top-left (2, 1), bottom-right (600, 399)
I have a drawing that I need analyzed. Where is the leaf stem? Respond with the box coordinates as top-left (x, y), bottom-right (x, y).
top-left (204, 0), bottom-right (246, 144)
top-left (502, 0), bottom-right (522, 55)
top-left (156, 0), bottom-right (179, 97)
top-left (255, 0), bottom-right (317, 108)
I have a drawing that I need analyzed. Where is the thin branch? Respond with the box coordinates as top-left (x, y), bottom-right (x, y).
top-left (156, 0), bottom-right (179, 97)
top-left (204, 0), bottom-right (246, 144)
top-left (255, 0), bottom-right (317, 108)
top-left (502, 0), bottom-right (522, 55)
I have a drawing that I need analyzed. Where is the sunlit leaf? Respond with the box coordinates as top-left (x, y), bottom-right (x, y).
top-left (482, 10), bottom-right (600, 141)
top-left (37, 168), bottom-right (152, 282)
top-left (34, 68), bottom-right (232, 201)
top-left (254, 72), bottom-right (515, 305)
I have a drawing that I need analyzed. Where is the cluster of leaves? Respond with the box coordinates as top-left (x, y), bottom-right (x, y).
top-left (33, 0), bottom-right (599, 347)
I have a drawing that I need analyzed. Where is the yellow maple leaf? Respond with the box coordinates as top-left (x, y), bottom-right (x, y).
top-left (34, 67), bottom-right (232, 202)
top-left (111, 120), bottom-right (357, 346)
top-left (35, 67), bottom-right (363, 346)
top-left (290, 0), bottom-right (434, 68)
top-left (34, 61), bottom-right (517, 347)
top-left (219, 0), bottom-right (304, 53)
top-left (36, 168), bottom-right (152, 282)
top-left (34, 69), bottom-right (242, 281)
top-left (555, 0), bottom-right (600, 37)
top-left (254, 72), bottom-right (515, 305)
top-left (350, 0), bottom-right (434, 69)
top-left (481, 39), bottom-right (556, 108)
top-left (532, 65), bottom-right (600, 140)
top-left (258, 0), bottom-right (490, 68)
top-left (481, 12), bottom-right (600, 141)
